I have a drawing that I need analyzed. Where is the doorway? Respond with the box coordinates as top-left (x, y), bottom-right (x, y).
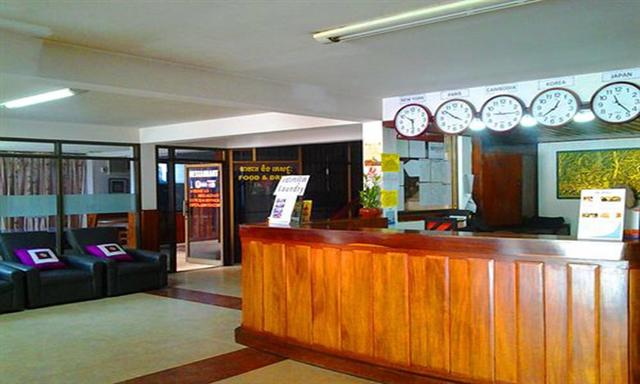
top-left (156, 147), bottom-right (228, 272)
top-left (184, 163), bottom-right (224, 268)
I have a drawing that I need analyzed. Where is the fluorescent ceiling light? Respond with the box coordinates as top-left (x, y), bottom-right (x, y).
top-left (573, 109), bottom-right (595, 123)
top-left (313, 0), bottom-right (542, 43)
top-left (1, 88), bottom-right (79, 109)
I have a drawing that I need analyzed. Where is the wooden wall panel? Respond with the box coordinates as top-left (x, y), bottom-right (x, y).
top-left (450, 258), bottom-right (471, 377)
top-left (517, 262), bottom-right (546, 383)
top-left (340, 250), bottom-right (374, 356)
top-left (310, 247), bottom-right (341, 350)
top-left (285, 245), bottom-right (312, 344)
top-left (599, 266), bottom-right (628, 384)
top-left (241, 240), bottom-right (263, 331)
top-left (469, 258), bottom-right (494, 381)
top-left (544, 263), bottom-right (569, 384)
top-left (372, 252), bottom-right (409, 366)
top-left (494, 261), bottom-right (517, 383)
top-left (568, 264), bottom-right (600, 384)
top-left (408, 255), bottom-right (450, 372)
top-left (262, 243), bottom-right (287, 337)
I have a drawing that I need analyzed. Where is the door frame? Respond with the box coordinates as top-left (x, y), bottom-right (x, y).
top-left (155, 146), bottom-right (231, 271)
top-left (184, 163), bottom-right (224, 266)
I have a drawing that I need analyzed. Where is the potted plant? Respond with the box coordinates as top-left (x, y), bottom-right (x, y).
top-left (359, 168), bottom-right (382, 218)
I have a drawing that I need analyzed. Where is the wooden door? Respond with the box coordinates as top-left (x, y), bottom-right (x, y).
top-left (481, 153), bottom-right (522, 227)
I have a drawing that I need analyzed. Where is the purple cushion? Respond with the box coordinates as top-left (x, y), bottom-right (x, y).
top-left (85, 243), bottom-right (134, 262)
top-left (14, 248), bottom-right (67, 270)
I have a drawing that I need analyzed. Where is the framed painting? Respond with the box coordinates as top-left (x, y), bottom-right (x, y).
top-left (556, 148), bottom-right (640, 199)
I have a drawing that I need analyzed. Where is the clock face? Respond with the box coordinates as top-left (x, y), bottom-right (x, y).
top-left (481, 95), bottom-right (524, 131)
top-left (435, 99), bottom-right (474, 134)
top-left (531, 88), bottom-right (580, 127)
top-left (591, 82), bottom-right (640, 123)
top-left (394, 104), bottom-right (431, 137)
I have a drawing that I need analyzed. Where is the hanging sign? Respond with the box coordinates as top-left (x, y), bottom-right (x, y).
top-left (577, 188), bottom-right (626, 241)
top-left (188, 168), bottom-right (221, 208)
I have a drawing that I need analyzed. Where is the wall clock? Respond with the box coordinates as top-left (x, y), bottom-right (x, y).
top-left (531, 88), bottom-right (580, 127)
top-left (480, 95), bottom-right (524, 131)
top-left (394, 104), bottom-right (431, 137)
top-left (591, 82), bottom-right (640, 123)
top-left (435, 99), bottom-right (474, 134)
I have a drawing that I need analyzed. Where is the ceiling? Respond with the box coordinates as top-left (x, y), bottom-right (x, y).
top-left (0, 74), bottom-right (259, 127)
top-left (0, 0), bottom-right (639, 128)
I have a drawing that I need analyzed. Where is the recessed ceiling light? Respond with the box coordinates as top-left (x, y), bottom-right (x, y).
top-left (1, 88), bottom-right (81, 109)
top-left (313, 0), bottom-right (542, 43)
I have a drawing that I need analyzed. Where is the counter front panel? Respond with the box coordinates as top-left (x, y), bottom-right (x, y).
top-left (237, 225), bottom-right (639, 384)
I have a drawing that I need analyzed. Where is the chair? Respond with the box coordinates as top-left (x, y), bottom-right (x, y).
top-left (0, 232), bottom-right (104, 308)
top-left (66, 227), bottom-right (167, 296)
top-left (0, 262), bottom-right (25, 313)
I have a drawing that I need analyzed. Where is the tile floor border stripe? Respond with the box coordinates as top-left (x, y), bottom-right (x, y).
top-left (147, 287), bottom-right (242, 310)
top-left (119, 347), bottom-right (285, 384)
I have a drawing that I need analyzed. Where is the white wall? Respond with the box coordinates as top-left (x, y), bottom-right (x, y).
top-left (0, 118), bottom-right (138, 142)
top-left (538, 138), bottom-right (640, 235)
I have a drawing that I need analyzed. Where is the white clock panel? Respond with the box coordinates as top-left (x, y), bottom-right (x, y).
top-left (435, 99), bottom-right (474, 134)
top-left (591, 82), bottom-right (640, 123)
top-left (531, 88), bottom-right (580, 127)
top-left (394, 104), bottom-right (431, 137)
top-left (480, 95), bottom-right (524, 132)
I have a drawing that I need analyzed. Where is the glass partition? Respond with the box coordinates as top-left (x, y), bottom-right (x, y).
top-left (0, 156), bottom-right (58, 234)
top-left (63, 158), bottom-right (136, 244)
top-left (0, 139), bottom-right (139, 252)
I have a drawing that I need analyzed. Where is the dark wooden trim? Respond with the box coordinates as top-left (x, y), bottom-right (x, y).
top-left (147, 287), bottom-right (242, 310)
top-left (235, 327), bottom-right (459, 384)
top-left (119, 347), bottom-right (284, 384)
top-left (240, 224), bottom-right (640, 262)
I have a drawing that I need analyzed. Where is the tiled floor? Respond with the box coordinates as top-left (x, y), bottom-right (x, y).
top-left (0, 266), bottom-right (377, 384)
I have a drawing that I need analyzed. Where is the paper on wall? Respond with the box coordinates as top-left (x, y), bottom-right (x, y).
top-left (397, 140), bottom-right (409, 157)
top-left (430, 160), bottom-right (451, 183)
top-left (409, 141), bottom-right (426, 158)
top-left (382, 172), bottom-right (400, 190)
top-left (419, 182), bottom-right (452, 207)
top-left (427, 142), bottom-right (445, 159)
top-left (383, 128), bottom-right (398, 153)
top-left (403, 160), bottom-right (420, 178)
top-left (381, 190), bottom-right (399, 208)
top-left (419, 159), bottom-right (431, 182)
top-left (381, 153), bottom-right (401, 172)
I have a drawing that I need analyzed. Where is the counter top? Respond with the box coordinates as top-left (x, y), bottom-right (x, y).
top-left (240, 223), bottom-right (640, 262)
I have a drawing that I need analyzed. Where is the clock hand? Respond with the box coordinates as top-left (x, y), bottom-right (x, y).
top-left (444, 111), bottom-right (462, 120)
top-left (494, 111), bottom-right (517, 115)
top-left (612, 97), bottom-right (631, 113)
top-left (543, 101), bottom-right (560, 116)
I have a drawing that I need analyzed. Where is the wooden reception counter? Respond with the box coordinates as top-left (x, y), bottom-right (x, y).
top-left (236, 224), bottom-right (639, 384)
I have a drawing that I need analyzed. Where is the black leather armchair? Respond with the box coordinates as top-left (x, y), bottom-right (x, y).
top-left (66, 227), bottom-right (167, 296)
top-left (0, 232), bottom-right (104, 308)
top-left (0, 262), bottom-right (25, 313)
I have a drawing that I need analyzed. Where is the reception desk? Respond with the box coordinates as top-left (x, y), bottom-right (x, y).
top-left (236, 224), bottom-right (639, 384)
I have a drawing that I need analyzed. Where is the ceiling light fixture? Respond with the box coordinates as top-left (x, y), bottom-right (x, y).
top-left (1, 88), bottom-right (80, 109)
top-left (573, 109), bottom-right (595, 123)
top-left (312, 0), bottom-right (542, 43)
